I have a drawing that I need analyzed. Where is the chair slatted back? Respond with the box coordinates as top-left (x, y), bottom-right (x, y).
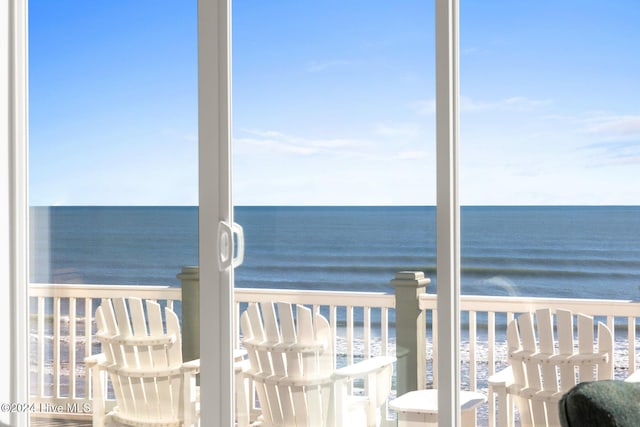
top-left (507, 308), bottom-right (613, 427)
top-left (95, 297), bottom-right (184, 426)
top-left (241, 302), bottom-right (335, 427)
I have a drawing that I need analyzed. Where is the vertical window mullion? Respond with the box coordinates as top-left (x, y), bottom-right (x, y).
top-left (435, 0), bottom-right (460, 425)
top-left (5, 0), bottom-right (30, 425)
top-left (198, 1), bottom-right (234, 426)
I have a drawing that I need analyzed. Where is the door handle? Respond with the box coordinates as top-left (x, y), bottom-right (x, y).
top-left (217, 221), bottom-right (244, 271)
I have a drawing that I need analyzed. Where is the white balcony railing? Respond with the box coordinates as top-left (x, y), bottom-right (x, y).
top-left (234, 287), bottom-right (396, 364)
top-left (29, 283), bottom-right (181, 415)
top-left (28, 281), bottom-right (640, 426)
top-left (419, 294), bottom-right (640, 388)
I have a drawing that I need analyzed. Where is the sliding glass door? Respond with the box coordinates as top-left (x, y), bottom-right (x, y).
top-left (13, 0), bottom-right (451, 425)
top-left (27, 2), bottom-right (238, 425)
top-left (460, 1), bottom-right (640, 426)
top-left (232, 1), bottom-right (436, 425)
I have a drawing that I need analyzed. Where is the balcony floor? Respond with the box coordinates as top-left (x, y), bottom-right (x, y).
top-left (31, 418), bottom-right (91, 427)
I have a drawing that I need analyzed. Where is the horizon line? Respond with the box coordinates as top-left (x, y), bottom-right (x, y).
top-left (29, 204), bottom-right (640, 208)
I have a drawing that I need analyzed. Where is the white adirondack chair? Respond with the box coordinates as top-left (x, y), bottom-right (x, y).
top-left (240, 302), bottom-right (395, 427)
top-left (85, 297), bottom-right (200, 427)
top-left (488, 308), bottom-right (613, 427)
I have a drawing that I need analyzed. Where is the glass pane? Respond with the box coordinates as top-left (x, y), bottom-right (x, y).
top-left (461, 2), bottom-right (640, 425)
top-left (28, 1), bottom-right (198, 423)
top-left (233, 1), bottom-right (435, 424)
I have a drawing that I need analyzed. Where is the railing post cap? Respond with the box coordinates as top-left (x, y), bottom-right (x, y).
top-left (390, 271), bottom-right (431, 287)
top-left (177, 266), bottom-right (200, 280)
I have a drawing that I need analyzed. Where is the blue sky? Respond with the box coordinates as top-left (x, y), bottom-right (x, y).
top-left (29, 1), bottom-right (640, 206)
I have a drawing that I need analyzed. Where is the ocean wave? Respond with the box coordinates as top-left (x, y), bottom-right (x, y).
top-left (238, 264), bottom-right (640, 280)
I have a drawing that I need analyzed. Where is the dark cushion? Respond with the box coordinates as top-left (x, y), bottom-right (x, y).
top-left (559, 380), bottom-right (640, 427)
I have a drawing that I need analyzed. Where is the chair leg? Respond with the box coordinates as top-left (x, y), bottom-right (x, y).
top-left (488, 385), bottom-right (495, 427)
top-left (332, 380), bottom-right (347, 427)
top-left (462, 408), bottom-right (478, 427)
top-left (183, 371), bottom-right (198, 427)
top-left (235, 369), bottom-right (250, 427)
top-left (496, 388), bottom-right (509, 427)
top-left (91, 366), bottom-right (106, 427)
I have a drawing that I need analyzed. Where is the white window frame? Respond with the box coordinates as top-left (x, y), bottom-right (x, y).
top-left (198, 1), bottom-right (235, 425)
top-left (4, 0), bottom-right (460, 425)
top-left (2, 0), bottom-right (29, 426)
top-left (435, 0), bottom-right (461, 425)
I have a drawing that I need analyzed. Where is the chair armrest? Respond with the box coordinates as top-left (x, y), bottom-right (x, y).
top-left (333, 356), bottom-right (395, 381)
top-left (488, 366), bottom-right (513, 388)
top-left (183, 359), bottom-right (200, 374)
top-left (625, 370), bottom-right (640, 383)
top-left (489, 366), bottom-right (514, 427)
top-left (85, 353), bottom-right (106, 368)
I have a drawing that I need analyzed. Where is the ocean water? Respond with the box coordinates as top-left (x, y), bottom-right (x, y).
top-left (30, 205), bottom-right (640, 301)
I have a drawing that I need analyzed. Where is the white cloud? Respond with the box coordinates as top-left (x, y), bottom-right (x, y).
top-left (312, 138), bottom-right (367, 149)
top-left (597, 155), bottom-right (640, 166)
top-left (307, 59), bottom-right (354, 72)
top-left (396, 150), bottom-right (428, 160)
top-left (461, 47), bottom-right (487, 55)
top-left (237, 137), bottom-right (319, 155)
top-left (413, 99), bottom-right (435, 116)
top-left (413, 96), bottom-right (551, 116)
top-left (583, 115), bottom-right (640, 140)
top-left (461, 96), bottom-right (552, 112)
top-left (460, 97), bottom-right (496, 112)
top-left (375, 122), bottom-right (421, 138)
top-left (235, 129), bottom-right (369, 157)
top-left (502, 96), bottom-right (553, 109)
top-left (161, 128), bottom-right (198, 143)
top-left (576, 113), bottom-right (640, 166)
top-left (246, 129), bottom-right (288, 139)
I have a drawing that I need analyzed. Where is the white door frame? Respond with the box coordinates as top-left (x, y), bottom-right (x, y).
top-left (2, 0), bottom-right (236, 425)
top-left (4, 1), bottom-right (460, 426)
top-left (1, 0), bottom-right (29, 426)
top-left (435, 0), bottom-right (461, 425)
top-left (198, 1), bottom-right (234, 425)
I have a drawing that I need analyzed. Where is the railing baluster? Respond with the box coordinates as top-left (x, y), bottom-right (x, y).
top-left (346, 305), bottom-right (354, 395)
top-left (85, 297), bottom-right (92, 399)
top-left (347, 305), bottom-right (354, 366)
top-left (432, 308), bottom-right (438, 388)
top-left (607, 316), bottom-right (615, 342)
top-left (327, 302), bottom-right (338, 404)
top-left (629, 317), bottom-right (636, 375)
top-left (53, 296), bottom-right (61, 398)
top-left (635, 317), bottom-right (639, 375)
top-left (364, 306), bottom-right (371, 358)
top-left (234, 301), bottom-right (240, 349)
top-left (488, 311), bottom-right (496, 377)
top-left (330, 305), bottom-right (337, 355)
top-left (381, 307), bottom-right (389, 357)
top-left (469, 310), bottom-right (477, 391)
top-left (69, 297), bottom-right (77, 399)
top-left (37, 296), bottom-right (45, 397)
